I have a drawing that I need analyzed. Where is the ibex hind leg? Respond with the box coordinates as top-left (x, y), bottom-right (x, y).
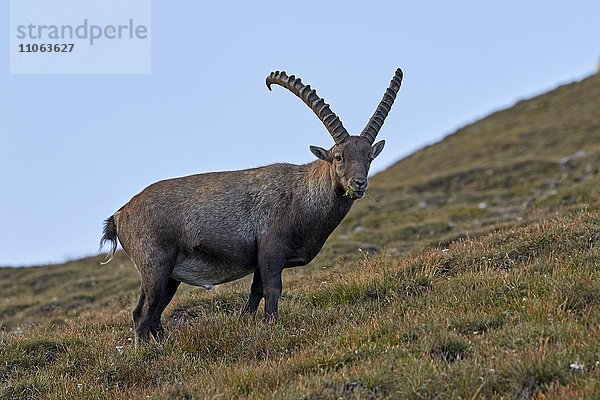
top-left (149, 277), bottom-right (180, 342)
top-left (132, 249), bottom-right (178, 347)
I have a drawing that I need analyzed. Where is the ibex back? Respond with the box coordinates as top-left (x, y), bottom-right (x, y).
top-left (100, 69), bottom-right (403, 346)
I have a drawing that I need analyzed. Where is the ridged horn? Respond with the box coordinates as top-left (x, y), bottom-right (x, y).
top-left (360, 68), bottom-right (403, 144)
top-left (266, 71), bottom-right (350, 144)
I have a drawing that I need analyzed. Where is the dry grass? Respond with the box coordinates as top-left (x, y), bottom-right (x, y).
top-left (1, 211), bottom-right (599, 399)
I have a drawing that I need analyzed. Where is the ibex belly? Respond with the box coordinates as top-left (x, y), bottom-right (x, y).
top-left (170, 251), bottom-right (254, 289)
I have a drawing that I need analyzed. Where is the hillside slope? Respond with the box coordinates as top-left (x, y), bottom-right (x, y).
top-left (321, 74), bottom-right (599, 260)
top-left (1, 74), bottom-right (599, 399)
top-left (378, 73), bottom-right (600, 187)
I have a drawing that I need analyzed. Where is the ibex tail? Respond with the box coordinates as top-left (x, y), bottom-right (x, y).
top-left (99, 214), bottom-right (118, 265)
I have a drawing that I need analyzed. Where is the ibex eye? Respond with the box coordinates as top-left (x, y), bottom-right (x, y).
top-left (334, 155), bottom-right (342, 162)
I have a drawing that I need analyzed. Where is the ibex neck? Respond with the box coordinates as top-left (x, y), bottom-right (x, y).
top-left (303, 160), bottom-right (353, 214)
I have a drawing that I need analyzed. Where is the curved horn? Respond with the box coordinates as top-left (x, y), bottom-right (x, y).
top-left (360, 68), bottom-right (403, 144)
top-left (266, 71), bottom-right (350, 144)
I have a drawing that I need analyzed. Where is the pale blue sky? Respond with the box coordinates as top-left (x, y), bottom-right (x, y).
top-left (1, 1), bottom-right (599, 266)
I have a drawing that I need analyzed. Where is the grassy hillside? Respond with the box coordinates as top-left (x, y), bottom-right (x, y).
top-left (1, 74), bottom-right (599, 399)
top-left (325, 73), bottom-right (600, 261)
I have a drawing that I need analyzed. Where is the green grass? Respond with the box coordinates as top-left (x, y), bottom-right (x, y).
top-left (1, 74), bottom-right (599, 398)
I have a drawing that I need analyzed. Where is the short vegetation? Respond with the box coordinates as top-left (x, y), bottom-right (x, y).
top-left (1, 74), bottom-right (599, 399)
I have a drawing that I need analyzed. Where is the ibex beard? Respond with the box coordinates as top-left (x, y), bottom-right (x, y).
top-left (100, 68), bottom-right (403, 347)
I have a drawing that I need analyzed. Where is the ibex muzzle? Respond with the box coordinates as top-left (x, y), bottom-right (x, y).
top-left (100, 69), bottom-right (403, 346)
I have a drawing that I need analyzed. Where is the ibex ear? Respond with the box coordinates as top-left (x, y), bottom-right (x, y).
top-left (370, 140), bottom-right (385, 161)
top-left (310, 145), bottom-right (332, 163)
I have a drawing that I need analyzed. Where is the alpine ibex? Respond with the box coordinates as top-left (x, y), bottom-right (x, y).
top-left (100, 68), bottom-right (403, 346)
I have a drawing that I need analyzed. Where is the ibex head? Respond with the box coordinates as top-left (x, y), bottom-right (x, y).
top-left (266, 69), bottom-right (403, 199)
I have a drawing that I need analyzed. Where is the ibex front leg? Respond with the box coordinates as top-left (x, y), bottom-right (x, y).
top-left (257, 250), bottom-right (284, 323)
top-left (242, 268), bottom-right (263, 316)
